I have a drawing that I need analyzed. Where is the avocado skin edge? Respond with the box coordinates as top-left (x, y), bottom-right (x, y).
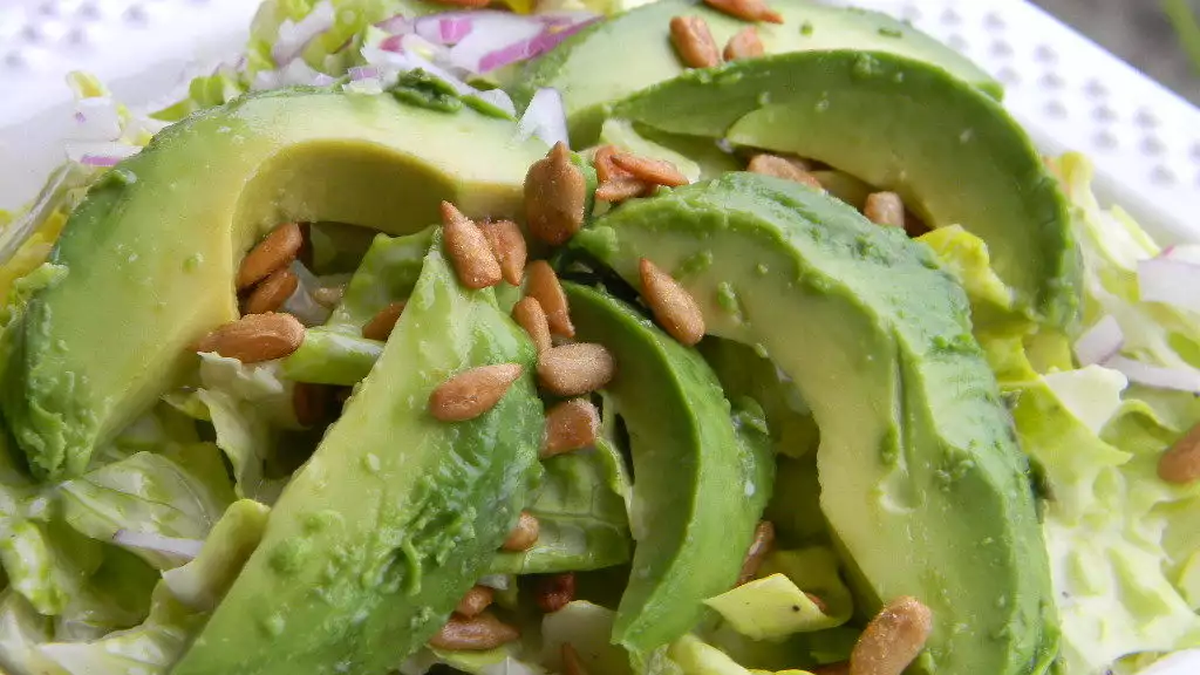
top-left (564, 282), bottom-right (774, 654)
top-left (612, 50), bottom-right (1081, 333)
top-left (572, 173), bottom-right (1060, 675)
top-left (169, 232), bottom-right (544, 675)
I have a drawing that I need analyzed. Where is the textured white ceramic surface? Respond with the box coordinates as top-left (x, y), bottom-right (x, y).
top-left (0, 1), bottom-right (1199, 672)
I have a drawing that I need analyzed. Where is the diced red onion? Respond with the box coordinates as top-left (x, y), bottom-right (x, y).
top-left (361, 44), bottom-right (476, 96)
top-left (516, 87), bottom-right (569, 149)
top-left (1107, 357), bottom-right (1200, 393)
top-left (376, 14), bottom-right (414, 34)
top-left (1073, 315), bottom-right (1124, 366)
top-left (349, 65), bottom-right (380, 81)
top-left (72, 97), bottom-right (122, 141)
top-left (380, 34), bottom-right (405, 52)
top-left (448, 13), bottom-right (544, 72)
top-left (1138, 257), bottom-right (1200, 315)
top-left (272, 0), bottom-right (336, 65)
top-left (113, 529), bottom-right (204, 560)
top-left (414, 15), bottom-right (474, 45)
top-left (343, 78), bottom-right (384, 95)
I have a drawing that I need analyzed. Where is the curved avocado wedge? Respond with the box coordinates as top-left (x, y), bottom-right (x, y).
top-left (512, 0), bottom-right (999, 144)
top-left (171, 232), bottom-right (544, 675)
top-left (2, 87), bottom-right (548, 480)
top-left (613, 50), bottom-right (1079, 329)
top-left (563, 282), bottom-right (773, 653)
top-left (571, 174), bottom-right (1059, 675)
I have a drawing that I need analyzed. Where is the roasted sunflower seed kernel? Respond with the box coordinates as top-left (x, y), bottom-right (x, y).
top-left (593, 145), bottom-right (633, 183)
top-left (526, 261), bottom-right (575, 338)
top-left (513, 297), bottom-right (553, 354)
top-left (429, 363), bottom-right (524, 422)
top-left (243, 268), bottom-right (299, 316)
top-left (724, 26), bottom-right (765, 60)
top-left (1159, 422), bottom-right (1200, 484)
top-left (194, 312), bottom-right (306, 363)
top-left (640, 258), bottom-right (706, 346)
top-left (670, 16), bottom-right (722, 69)
top-left (703, 0), bottom-right (783, 23)
top-left (537, 343), bottom-right (616, 396)
top-left (455, 585), bottom-right (495, 619)
top-left (479, 219), bottom-right (528, 286)
top-left (535, 572), bottom-right (576, 613)
top-left (849, 596), bottom-right (933, 675)
top-left (525, 141), bottom-right (587, 246)
top-left (361, 301), bottom-right (407, 342)
top-left (747, 154), bottom-right (824, 190)
top-left (237, 222), bottom-right (304, 290)
top-left (542, 398), bottom-right (600, 458)
top-left (863, 192), bottom-right (907, 229)
top-left (810, 662), bottom-right (850, 675)
top-left (292, 382), bottom-right (331, 428)
top-left (429, 611), bottom-right (520, 651)
top-left (503, 511), bottom-right (540, 551)
top-left (441, 201), bottom-right (503, 289)
top-left (611, 151), bottom-right (689, 188)
top-left (737, 520), bottom-right (776, 584)
top-left (595, 177), bottom-right (650, 203)
top-left (312, 285), bottom-right (345, 308)
top-left (562, 643), bottom-right (589, 675)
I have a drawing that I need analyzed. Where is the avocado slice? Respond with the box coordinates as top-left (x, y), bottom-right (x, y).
top-left (513, 0), bottom-right (1000, 144)
top-left (170, 232), bottom-right (544, 675)
top-left (613, 50), bottom-right (1080, 329)
top-left (563, 283), bottom-right (773, 653)
top-left (2, 87), bottom-right (548, 479)
top-left (572, 174), bottom-right (1059, 675)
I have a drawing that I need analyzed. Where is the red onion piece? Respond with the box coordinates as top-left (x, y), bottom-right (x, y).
top-left (1074, 315), bottom-right (1125, 366)
top-left (516, 87), bottom-right (569, 149)
top-left (272, 1), bottom-right (336, 65)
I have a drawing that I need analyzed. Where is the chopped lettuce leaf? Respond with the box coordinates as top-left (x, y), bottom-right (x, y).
top-left (281, 328), bottom-right (383, 385)
top-left (668, 635), bottom-right (752, 675)
top-left (756, 548), bottom-right (852, 627)
top-left (58, 445), bottom-right (235, 569)
top-left (0, 589), bottom-right (61, 675)
top-left (490, 441), bottom-right (631, 574)
top-left (53, 547), bottom-right (158, 641)
top-left (0, 519), bottom-right (103, 616)
top-left (541, 600), bottom-right (633, 675)
top-left (161, 499), bottom-right (269, 612)
top-left (326, 227), bottom-right (434, 332)
top-left (916, 225), bottom-right (1024, 333)
top-left (704, 574), bottom-right (837, 640)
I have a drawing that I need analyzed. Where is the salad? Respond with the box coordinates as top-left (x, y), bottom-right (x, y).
top-left (0, 0), bottom-right (1198, 674)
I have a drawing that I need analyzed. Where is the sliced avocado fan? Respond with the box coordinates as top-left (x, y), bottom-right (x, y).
top-left (611, 50), bottom-right (1080, 330)
top-left (572, 173), bottom-right (1059, 675)
top-left (512, 0), bottom-right (1000, 144)
top-left (170, 231), bottom-right (544, 675)
top-left (564, 282), bottom-right (774, 653)
top-left (1, 87), bottom-right (548, 479)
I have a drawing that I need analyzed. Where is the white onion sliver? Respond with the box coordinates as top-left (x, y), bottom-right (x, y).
top-left (72, 97), bottom-right (122, 142)
top-left (516, 87), bottom-right (569, 149)
top-left (113, 529), bottom-right (204, 560)
top-left (1107, 356), bottom-right (1200, 393)
top-left (1073, 314), bottom-right (1124, 366)
top-left (272, 0), bottom-right (337, 65)
top-left (65, 141), bottom-right (140, 164)
top-left (283, 261), bottom-right (335, 326)
top-left (1138, 257), bottom-right (1200, 315)
top-left (474, 89), bottom-right (517, 117)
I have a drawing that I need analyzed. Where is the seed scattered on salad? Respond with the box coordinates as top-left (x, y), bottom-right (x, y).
top-left (428, 363), bottom-right (524, 422)
top-left (237, 222), bottom-right (304, 289)
top-left (535, 572), bottom-right (577, 613)
top-left (849, 596), bottom-right (933, 675)
top-left (361, 301), bottom-right (407, 342)
top-left (454, 585), bottom-right (495, 619)
top-left (193, 312), bottom-right (306, 363)
top-left (292, 382), bottom-right (331, 428)
top-left (561, 643), bottom-right (589, 675)
top-left (526, 260), bottom-right (576, 338)
top-left (810, 661), bottom-right (850, 675)
top-left (441, 201), bottom-right (503, 289)
top-left (243, 267), bottom-right (298, 315)
top-left (542, 398), bottom-right (601, 458)
top-left (1158, 422), bottom-right (1200, 484)
top-left (747, 153), bottom-right (824, 189)
top-left (478, 218), bottom-right (528, 286)
top-left (595, 176), bottom-right (651, 203)
top-left (525, 141), bottom-right (587, 246)
top-left (640, 258), bottom-right (706, 346)
top-left (537, 343), bottom-right (617, 396)
top-left (703, 0), bottom-right (784, 23)
top-left (610, 150), bottom-right (690, 188)
top-left (738, 520), bottom-right (776, 584)
top-left (805, 592), bottom-right (829, 615)
top-left (670, 16), bottom-right (722, 69)
top-left (429, 611), bottom-right (521, 651)
top-left (512, 296), bottom-right (554, 354)
top-left (503, 511), bottom-right (541, 551)
top-left (863, 192), bottom-right (907, 229)
top-left (311, 284), bottom-right (345, 308)
top-left (724, 26), bottom-right (765, 60)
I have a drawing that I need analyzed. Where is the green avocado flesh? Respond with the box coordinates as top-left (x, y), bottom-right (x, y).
top-left (564, 283), bottom-right (773, 653)
top-left (170, 232), bottom-right (544, 675)
top-left (613, 50), bottom-right (1079, 330)
top-left (2, 88), bottom-right (548, 479)
top-left (513, 0), bottom-right (1000, 144)
top-left (573, 173), bottom-right (1059, 675)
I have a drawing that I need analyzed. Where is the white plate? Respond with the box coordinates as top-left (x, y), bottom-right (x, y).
top-left (1, 0), bottom-right (1199, 673)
